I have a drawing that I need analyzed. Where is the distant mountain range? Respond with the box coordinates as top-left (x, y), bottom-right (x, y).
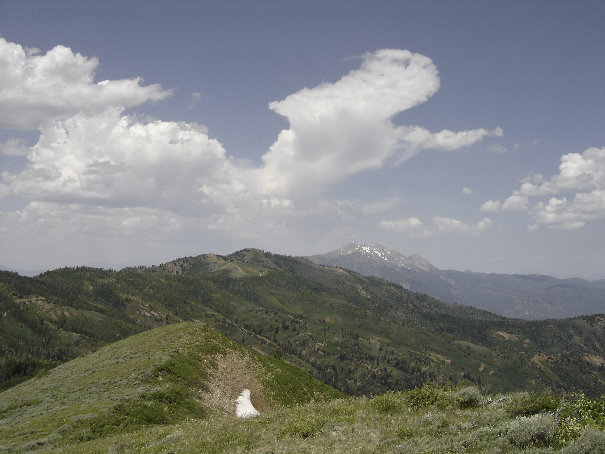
top-left (307, 243), bottom-right (605, 320)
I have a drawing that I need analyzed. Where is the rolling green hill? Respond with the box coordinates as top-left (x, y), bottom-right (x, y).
top-left (0, 322), bottom-right (341, 452)
top-left (1, 249), bottom-right (604, 397)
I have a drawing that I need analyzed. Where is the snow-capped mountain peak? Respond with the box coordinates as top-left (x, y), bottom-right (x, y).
top-left (333, 243), bottom-right (435, 272)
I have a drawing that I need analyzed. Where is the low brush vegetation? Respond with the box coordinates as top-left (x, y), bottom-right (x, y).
top-left (11, 386), bottom-right (604, 453)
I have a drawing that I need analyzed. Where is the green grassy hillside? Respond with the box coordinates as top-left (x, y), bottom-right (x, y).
top-left (0, 322), bottom-right (341, 452)
top-left (1, 249), bottom-right (604, 397)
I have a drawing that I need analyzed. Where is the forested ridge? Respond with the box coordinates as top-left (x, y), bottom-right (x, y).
top-left (1, 249), bottom-right (604, 396)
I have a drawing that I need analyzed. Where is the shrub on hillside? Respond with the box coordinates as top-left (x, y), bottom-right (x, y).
top-left (396, 426), bottom-right (415, 440)
top-left (420, 411), bottom-right (451, 431)
top-left (371, 391), bottom-right (405, 413)
top-left (560, 427), bottom-right (605, 454)
top-left (404, 385), bottom-right (453, 409)
top-left (506, 391), bottom-right (560, 417)
top-left (282, 414), bottom-right (326, 439)
top-left (556, 393), bottom-right (605, 444)
top-left (501, 413), bottom-right (558, 449)
top-left (452, 386), bottom-right (483, 408)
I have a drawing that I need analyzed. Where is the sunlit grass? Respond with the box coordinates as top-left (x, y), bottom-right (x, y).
top-left (38, 387), bottom-right (605, 453)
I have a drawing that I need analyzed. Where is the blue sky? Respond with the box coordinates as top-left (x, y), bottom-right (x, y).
top-left (0, 0), bottom-right (603, 278)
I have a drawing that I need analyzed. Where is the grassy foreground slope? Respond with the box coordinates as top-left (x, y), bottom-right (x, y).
top-left (1, 249), bottom-right (605, 396)
top-left (0, 322), bottom-right (341, 453)
top-left (32, 386), bottom-right (605, 453)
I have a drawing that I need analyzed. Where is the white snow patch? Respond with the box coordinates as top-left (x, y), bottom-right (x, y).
top-left (236, 389), bottom-right (259, 418)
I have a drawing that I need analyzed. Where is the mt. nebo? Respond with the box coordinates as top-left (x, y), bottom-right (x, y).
top-left (326, 243), bottom-right (437, 272)
top-left (308, 243), bottom-right (605, 320)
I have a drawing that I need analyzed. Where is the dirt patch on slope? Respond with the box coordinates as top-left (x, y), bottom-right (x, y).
top-left (531, 353), bottom-right (555, 370)
top-left (494, 331), bottom-right (520, 341)
top-left (200, 351), bottom-right (269, 416)
top-left (429, 352), bottom-right (451, 365)
top-left (584, 354), bottom-right (605, 366)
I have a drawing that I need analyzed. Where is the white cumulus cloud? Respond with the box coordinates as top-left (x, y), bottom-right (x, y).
top-left (0, 42), bottom-right (505, 269)
top-left (481, 193), bottom-right (528, 212)
top-left (380, 216), bottom-right (493, 237)
top-left (483, 146), bottom-right (605, 229)
top-left (379, 217), bottom-right (425, 234)
top-left (0, 38), bottom-right (170, 129)
top-left (433, 216), bottom-right (493, 234)
top-left (2, 47), bottom-right (502, 213)
top-left (1, 107), bottom-right (247, 215)
top-left (400, 126), bottom-right (502, 152)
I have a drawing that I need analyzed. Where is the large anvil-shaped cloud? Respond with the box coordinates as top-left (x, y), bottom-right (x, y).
top-left (257, 49), bottom-right (501, 198)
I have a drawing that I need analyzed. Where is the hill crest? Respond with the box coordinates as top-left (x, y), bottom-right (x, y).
top-left (0, 322), bottom-right (341, 452)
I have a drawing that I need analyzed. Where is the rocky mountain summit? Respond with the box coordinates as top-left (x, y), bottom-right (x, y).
top-left (325, 243), bottom-right (437, 273)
